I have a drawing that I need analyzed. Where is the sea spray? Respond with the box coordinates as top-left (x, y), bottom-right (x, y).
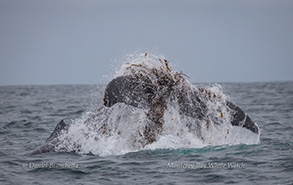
top-left (54, 53), bottom-right (259, 156)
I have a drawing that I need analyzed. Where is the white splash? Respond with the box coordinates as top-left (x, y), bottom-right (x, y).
top-left (55, 53), bottom-right (260, 156)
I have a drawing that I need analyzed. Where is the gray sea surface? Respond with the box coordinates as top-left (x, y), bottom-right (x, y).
top-left (0, 82), bottom-right (292, 184)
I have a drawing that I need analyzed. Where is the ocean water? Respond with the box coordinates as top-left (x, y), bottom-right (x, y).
top-left (0, 81), bottom-right (292, 184)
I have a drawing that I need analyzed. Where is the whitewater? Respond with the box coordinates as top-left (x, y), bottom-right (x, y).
top-left (47, 53), bottom-right (260, 156)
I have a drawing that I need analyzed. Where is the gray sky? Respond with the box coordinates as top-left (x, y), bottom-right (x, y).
top-left (0, 0), bottom-right (292, 85)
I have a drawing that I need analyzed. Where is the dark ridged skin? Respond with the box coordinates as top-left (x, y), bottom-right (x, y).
top-left (226, 101), bottom-right (259, 133)
top-left (28, 120), bottom-right (69, 155)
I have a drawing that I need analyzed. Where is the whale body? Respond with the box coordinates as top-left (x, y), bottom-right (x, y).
top-left (104, 75), bottom-right (259, 134)
top-left (103, 72), bottom-right (259, 145)
top-left (29, 57), bottom-right (259, 155)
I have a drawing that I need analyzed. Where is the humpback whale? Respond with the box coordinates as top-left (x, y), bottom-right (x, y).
top-left (29, 56), bottom-right (259, 155)
top-left (103, 61), bottom-right (258, 145)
